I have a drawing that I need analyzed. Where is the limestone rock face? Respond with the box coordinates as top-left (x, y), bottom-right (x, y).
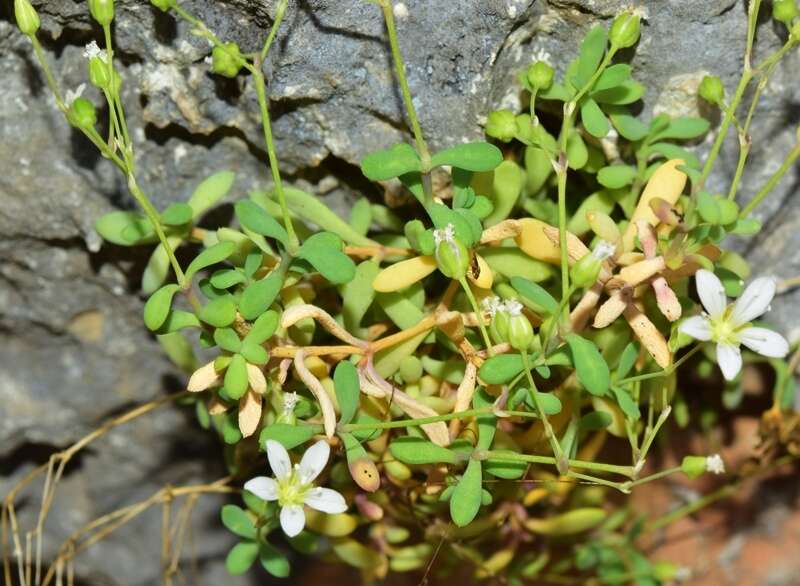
top-left (1, 1), bottom-right (797, 583)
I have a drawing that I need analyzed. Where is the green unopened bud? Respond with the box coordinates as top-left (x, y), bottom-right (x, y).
top-left (89, 0), bottom-right (114, 26)
top-left (698, 75), bottom-right (724, 105)
top-left (526, 60), bottom-right (554, 90)
top-left (150, 0), bottom-right (175, 11)
top-left (485, 109), bottom-right (516, 143)
top-left (773, 0), bottom-right (798, 23)
top-left (483, 297), bottom-right (509, 344)
top-left (506, 301), bottom-right (534, 351)
top-left (69, 97), bottom-right (97, 129)
top-left (433, 224), bottom-right (469, 279)
top-left (570, 241), bottom-right (615, 288)
top-left (609, 10), bottom-right (642, 49)
top-left (681, 453), bottom-right (725, 479)
top-left (211, 42), bottom-right (244, 78)
top-left (15, 0), bottom-right (40, 35)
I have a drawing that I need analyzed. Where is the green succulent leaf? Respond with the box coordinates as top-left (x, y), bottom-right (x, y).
top-left (221, 504), bottom-right (257, 540)
top-left (95, 211), bottom-right (154, 246)
top-left (511, 276), bottom-right (560, 315)
top-left (389, 436), bottom-right (457, 465)
top-left (245, 310), bottom-right (280, 345)
top-left (650, 117), bottom-right (710, 142)
top-left (188, 170), bottom-right (235, 217)
top-left (156, 310), bottom-right (201, 334)
top-left (297, 232), bottom-right (356, 284)
top-left (485, 452), bottom-right (527, 479)
top-left (142, 236), bottom-right (183, 295)
top-left (478, 354), bottom-right (524, 385)
top-left (143, 284), bottom-right (179, 331)
top-left (592, 80), bottom-right (645, 105)
top-left (160, 203), bottom-right (193, 227)
top-left (198, 295), bottom-right (237, 328)
top-left (224, 353), bottom-right (249, 399)
top-left (450, 458), bottom-right (483, 527)
top-left (214, 327), bottom-right (242, 353)
top-left (566, 334), bottom-right (610, 396)
top-left (333, 361), bottom-right (360, 426)
top-left (259, 423), bottom-right (319, 450)
top-left (239, 272), bottom-right (283, 320)
top-left (361, 143), bottom-right (421, 181)
top-left (225, 541), bottom-right (259, 575)
top-left (592, 63), bottom-right (632, 92)
top-left (235, 200), bottom-right (289, 248)
top-left (431, 141), bottom-right (503, 172)
top-left (574, 25), bottom-right (608, 87)
top-left (580, 98), bottom-right (610, 138)
top-left (185, 241), bottom-right (237, 282)
top-left (597, 165), bottom-right (637, 189)
top-left (259, 542), bottom-right (290, 578)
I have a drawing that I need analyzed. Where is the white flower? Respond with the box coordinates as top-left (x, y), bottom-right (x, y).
top-left (705, 454), bottom-right (725, 475)
top-left (244, 439), bottom-right (347, 537)
top-left (532, 47), bottom-right (552, 65)
top-left (64, 83), bottom-right (86, 107)
top-left (433, 223), bottom-right (455, 246)
top-left (502, 299), bottom-right (523, 317)
top-left (591, 240), bottom-right (616, 261)
top-left (282, 392), bottom-right (299, 415)
top-left (679, 270), bottom-right (789, 380)
top-left (83, 40), bottom-right (108, 63)
top-left (481, 296), bottom-right (503, 317)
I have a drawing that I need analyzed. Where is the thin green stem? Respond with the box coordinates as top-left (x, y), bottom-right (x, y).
top-left (458, 277), bottom-right (494, 356)
top-left (521, 350), bottom-right (567, 473)
top-left (82, 126), bottom-right (128, 171)
top-left (616, 344), bottom-right (702, 386)
top-left (379, 0), bottom-right (432, 206)
top-left (343, 407), bottom-right (491, 431)
top-left (30, 37), bottom-right (65, 111)
top-left (624, 465), bottom-right (682, 489)
top-left (739, 144), bottom-right (800, 218)
top-left (482, 450), bottom-right (634, 478)
top-left (103, 24), bottom-right (132, 161)
top-left (127, 175), bottom-right (186, 287)
top-left (260, 0), bottom-right (289, 61)
top-left (647, 484), bottom-right (737, 532)
top-left (253, 68), bottom-right (299, 251)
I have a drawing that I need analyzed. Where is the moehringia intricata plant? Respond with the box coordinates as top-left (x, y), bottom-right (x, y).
top-left (12, 0), bottom-right (800, 580)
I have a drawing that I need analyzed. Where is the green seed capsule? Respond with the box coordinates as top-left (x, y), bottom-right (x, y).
top-left (433, 224), bottom-right (469, 279)
top-left (609, 10), bottom-right (641, 49)
top-left (698, 75), bottom-right (724, 105)
top-left (14, 0), bottom-right (40, 35)
top-left (773, 0), bottom-right (798, 23)
top-left (507, 312), bottom-right (534, 351)
top-left (211, 42), bottom-right (244, 78)
top-left (485, 109), bottom-right (516, 143)
top-left (89, 0), bottom-right (115, 26)
top-left (69, 97), bottom-right (97, 129)
top-left (526, 60), bottom-right (554, 90)
top-left (399, 355), bottom-right (423, 384)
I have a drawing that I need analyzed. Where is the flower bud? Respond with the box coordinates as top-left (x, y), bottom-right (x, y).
top-left (698, 75), bottom-right (724, 105)
top-left (570, 240), bottom-right (615, 288)
top-left (526, 60), bottom-right (554, 90)
top-left (680, 456), bottom-right (707, 479)
top-left (483, 297), bottom-right (511, 344)
top-left (150, 0), bottom-right (175, 11)
top-left (89, 0), bottom-right (114, 26)
top-left (485, 109), bottom-right (516, 143)
top-left (211, 42), bottom-right (244, 78)
top-left (69, 97), bottom-right (97, 129)
top-left (609, 10), bottom-right (641, 49)
top-left (88, 55), bottom-right (111, 90)
top-left (433, 224), bottom-right (469, 279)
top-left (506, 301), bottom-right (534, 351)
top-left (14, 0), bottom-right (40, 36)
top-left (773, 0), bottom-right (798, 23)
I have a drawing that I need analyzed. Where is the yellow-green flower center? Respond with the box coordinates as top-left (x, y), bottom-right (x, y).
top-left (276, 470), bottom-right (311, 508)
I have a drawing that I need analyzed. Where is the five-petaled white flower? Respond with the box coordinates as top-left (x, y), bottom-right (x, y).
top-left (244, 439), bottom-right (347, 537)
top-left (433, 223), bottom-right (456, 246)
top-left (679, 269), bottom-right (789, 380)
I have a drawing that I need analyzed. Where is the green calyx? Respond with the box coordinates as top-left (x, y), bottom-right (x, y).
top-left (212, 42), bottom-right (245, 78)
top-left (485, 109), bottom-right (516, 143)
top-left (89, 0), bottom-right (115, 26)
top-left (69, 98), bottom-right (97, 129)
top-left (14, 0), bottom-right (40, 36)
top-left (433, 225), bottom-right (469, 279)
top-left (526, 60), bottom-right (554, 90)
top-left (609, 10), bottom-right (641, 49)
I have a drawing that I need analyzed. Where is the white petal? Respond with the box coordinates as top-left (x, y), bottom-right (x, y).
top-left (730, 276), bottom-right (776, 325)
top-left (279, 505), bottom-right (305, 537)
top-left (304, 487), bottom-right (347, 514)
top-left (243, 476), bottom-right (278, 501)
top-left (298, 440), bottom-right (330, 484)
top-left (678, 315), bottom-right (712, 341)
top-left (716, 343), bottom-right (742, 381)
top-left (695, 269), bottom-right (727, 318)
top-left (265, 440), bottom-right (292, 480)
top-left (739, 327), bottom-right (789, 358)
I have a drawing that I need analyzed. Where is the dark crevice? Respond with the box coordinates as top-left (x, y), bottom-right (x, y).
top-left (0, 441), bottom-right (89, 477)
top-left (143, 121), bottom-right (269, 164)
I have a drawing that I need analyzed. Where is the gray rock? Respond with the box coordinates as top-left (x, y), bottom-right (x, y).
top-left (1, 0), bottom-right (798, 583)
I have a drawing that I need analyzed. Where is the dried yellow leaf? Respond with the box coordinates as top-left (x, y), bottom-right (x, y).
top-left (238, 389), bottom-right (262, 438)
top-left (372, 255), bottom-right (437, 292)
top-left (467, 253), bottom-right (493, 289)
